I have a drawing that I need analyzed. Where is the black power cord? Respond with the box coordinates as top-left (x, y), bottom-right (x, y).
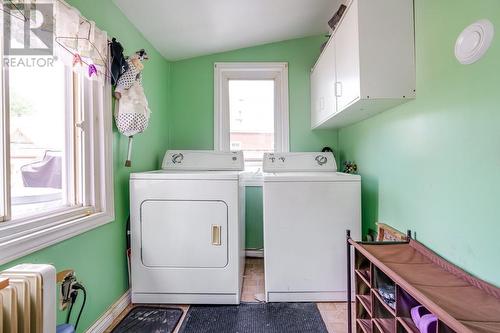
top-left (72, 283), bottom-right (87, 331)
top-left (65, 282), bottom-right (87, 331)
top-left (65, 290), bottom-right (78, 324)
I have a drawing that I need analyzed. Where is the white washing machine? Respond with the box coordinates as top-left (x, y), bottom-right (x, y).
top-left (263, 152), bottom-right (361, 302)
top-left (130, 150), bottom-right (246, 304)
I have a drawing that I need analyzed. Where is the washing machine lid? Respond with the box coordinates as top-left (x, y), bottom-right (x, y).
top-left (130, 170), bottom-right (241, 180)
top-left (263, 171), bottom-right (360, 182)
top-left (262, 152), bottom-right (337, 172)
top-left (162, 150), bottom-right (244, 171)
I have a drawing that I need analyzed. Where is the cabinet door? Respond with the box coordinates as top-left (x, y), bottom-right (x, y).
top-left (310, 65), bottom-right (321, 128)
top-left (334, 0), bottom-right (360, 112)
top-left (310, 41), bottom-right (337, 128)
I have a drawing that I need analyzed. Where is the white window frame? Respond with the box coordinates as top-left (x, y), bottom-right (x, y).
top-left (214, 62), bottom-right (290, 159)
top-left (0, 49), bottom-right (114, 265)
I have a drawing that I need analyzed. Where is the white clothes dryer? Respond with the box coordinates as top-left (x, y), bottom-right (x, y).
top-left (130, 150), bottom-right (245, 304)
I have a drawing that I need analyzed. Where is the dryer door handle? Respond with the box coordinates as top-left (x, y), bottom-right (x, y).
top-left (211, 225), bottom-right (222, 246)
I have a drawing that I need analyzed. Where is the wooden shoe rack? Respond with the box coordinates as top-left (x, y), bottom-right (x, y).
top-left (346, 231), bottom-right (500, 333)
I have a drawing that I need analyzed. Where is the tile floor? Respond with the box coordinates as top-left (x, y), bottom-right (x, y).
top-left (242, 258), bottom-right (352, 333)
top-left (106, 258), bottom-right (351, 333)
top-left (241, 257), bottom-right (266, 302)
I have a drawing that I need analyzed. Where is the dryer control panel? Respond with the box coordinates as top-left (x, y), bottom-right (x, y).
top-left (162, 150), bottom-right (244, 171)
top-left (263, 152), bottom-right (337, 172)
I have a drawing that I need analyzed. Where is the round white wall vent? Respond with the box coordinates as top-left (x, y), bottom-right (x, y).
top-left (455, 19), bottom-right (494, 65)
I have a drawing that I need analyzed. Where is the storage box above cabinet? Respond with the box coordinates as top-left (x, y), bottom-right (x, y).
top-left (311, 0), bottom-right (416, 129)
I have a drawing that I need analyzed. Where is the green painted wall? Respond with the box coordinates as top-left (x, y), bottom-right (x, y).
top-left (168, 35), bottom-right (337, 152)
top-left (0, 1), bottom-right (171, 331)
top-left (338, 0), bottom-right (500, 287)
top-left (169, 36), bottom-right (339, 249)
top-left (245, 187), bottom-right (264, 249)
top-left (3, 1), bottom-right (497, 329)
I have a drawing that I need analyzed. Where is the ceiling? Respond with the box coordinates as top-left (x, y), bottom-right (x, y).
top-left (113, 0), bottom-right (340, 61)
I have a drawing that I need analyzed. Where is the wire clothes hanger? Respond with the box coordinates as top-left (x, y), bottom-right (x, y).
top-left (55, 17), bottom-right (111, 79)
top-left (2, 0), bottom-right (79, 22)
top-left (2, 0), bottom-right (110, 79)
top-left (1, 0), bottom-right (28, 22)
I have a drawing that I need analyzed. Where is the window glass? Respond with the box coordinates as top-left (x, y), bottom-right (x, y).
top-left (9, 61), bottom-right (70, 218)
top-left (229, 80), bottom-right (274, 162)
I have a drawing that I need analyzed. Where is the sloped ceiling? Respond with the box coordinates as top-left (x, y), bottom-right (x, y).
top-left (113, 0), bottom-right (340, 60)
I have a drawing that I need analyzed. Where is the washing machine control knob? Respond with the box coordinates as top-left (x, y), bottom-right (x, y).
top-left (315, 155), bottom-right (328, 166)
top-left (172, 153), bottom-right (184, 164)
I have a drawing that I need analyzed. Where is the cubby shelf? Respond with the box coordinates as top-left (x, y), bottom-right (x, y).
top-left (357, 319), bottom-right (372, 333)
top-left (352, 242), bottom-right (432, 333)
top-left (356, 294), bottom-right (372, 316)
top-left (348, 237), bottom-right (500, 333)
top-left (372, 289), bottom-right (396, 317)
top-left (397, 317), bottom-right (419, 333)
top-left (373, 318), bottom-right (395, 333)
top-left (355, 269), bottom-right (371, 286)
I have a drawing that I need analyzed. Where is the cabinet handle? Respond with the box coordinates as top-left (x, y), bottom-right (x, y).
top-left (212, 225), bottom-right (221, 246)
top-left (335, 82), bottom-right (342, 97)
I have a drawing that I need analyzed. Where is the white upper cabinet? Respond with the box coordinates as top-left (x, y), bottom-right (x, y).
top-left (311, 0), bottom-right (416, 129)
top-left (334, 0), bottom-right (360, 112)
top-left (311, 40), bottom-right (337, 128)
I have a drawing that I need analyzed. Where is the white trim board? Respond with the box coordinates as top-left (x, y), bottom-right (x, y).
top-left (0, 44), bottom-right (115, 265)
top-left (85, 290), bottom-right (131, 333)
top-left (213, 62), bottom-right (290, 153)
top-left (246, 249), bottom-right (264, 258)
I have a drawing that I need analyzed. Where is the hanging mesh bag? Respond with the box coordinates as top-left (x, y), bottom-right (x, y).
top-left (114, 82), bottom-right (151, 166)
top-left (113, 50), bottom-right (150, 167)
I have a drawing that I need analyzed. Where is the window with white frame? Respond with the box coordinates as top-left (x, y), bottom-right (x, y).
top-left (0, 1), bottom-right (114, 264)
top-left (214, 63), bottom-right (289, 167)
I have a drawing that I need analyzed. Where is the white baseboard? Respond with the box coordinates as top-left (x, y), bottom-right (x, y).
top-left (245, 249), bottom-right (264, 258)
top-left (86, 290), bottom-right (131, 333)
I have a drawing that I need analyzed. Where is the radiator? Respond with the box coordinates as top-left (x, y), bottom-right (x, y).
top-left (0, 264), bottom-right (56, 333)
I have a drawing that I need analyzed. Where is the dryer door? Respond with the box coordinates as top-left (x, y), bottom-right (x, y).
top-left (141, 200), bottom-right (228, 268)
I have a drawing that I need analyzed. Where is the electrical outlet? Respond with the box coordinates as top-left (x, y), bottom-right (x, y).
top-left (58, 270), bottom-right (76, 310)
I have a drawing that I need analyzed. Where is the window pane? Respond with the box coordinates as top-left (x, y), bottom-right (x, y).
top-left (9, 61), bottom-right (70, 218)
top-left (229, 80), bottom-right (274, 161)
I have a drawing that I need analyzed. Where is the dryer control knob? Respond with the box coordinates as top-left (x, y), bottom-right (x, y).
top-left (315, 155), bottom-right (328, 166)
top-left (172, 153), bottom-right (184, 164)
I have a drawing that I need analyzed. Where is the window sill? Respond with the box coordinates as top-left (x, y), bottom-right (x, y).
top-left (0, 210), bottom-right (114, 266)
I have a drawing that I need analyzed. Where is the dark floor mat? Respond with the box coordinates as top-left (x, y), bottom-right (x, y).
top-left (178, 303), bottom-right (328, 333)
top-left (111, 306), bottom-right (183, 333)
